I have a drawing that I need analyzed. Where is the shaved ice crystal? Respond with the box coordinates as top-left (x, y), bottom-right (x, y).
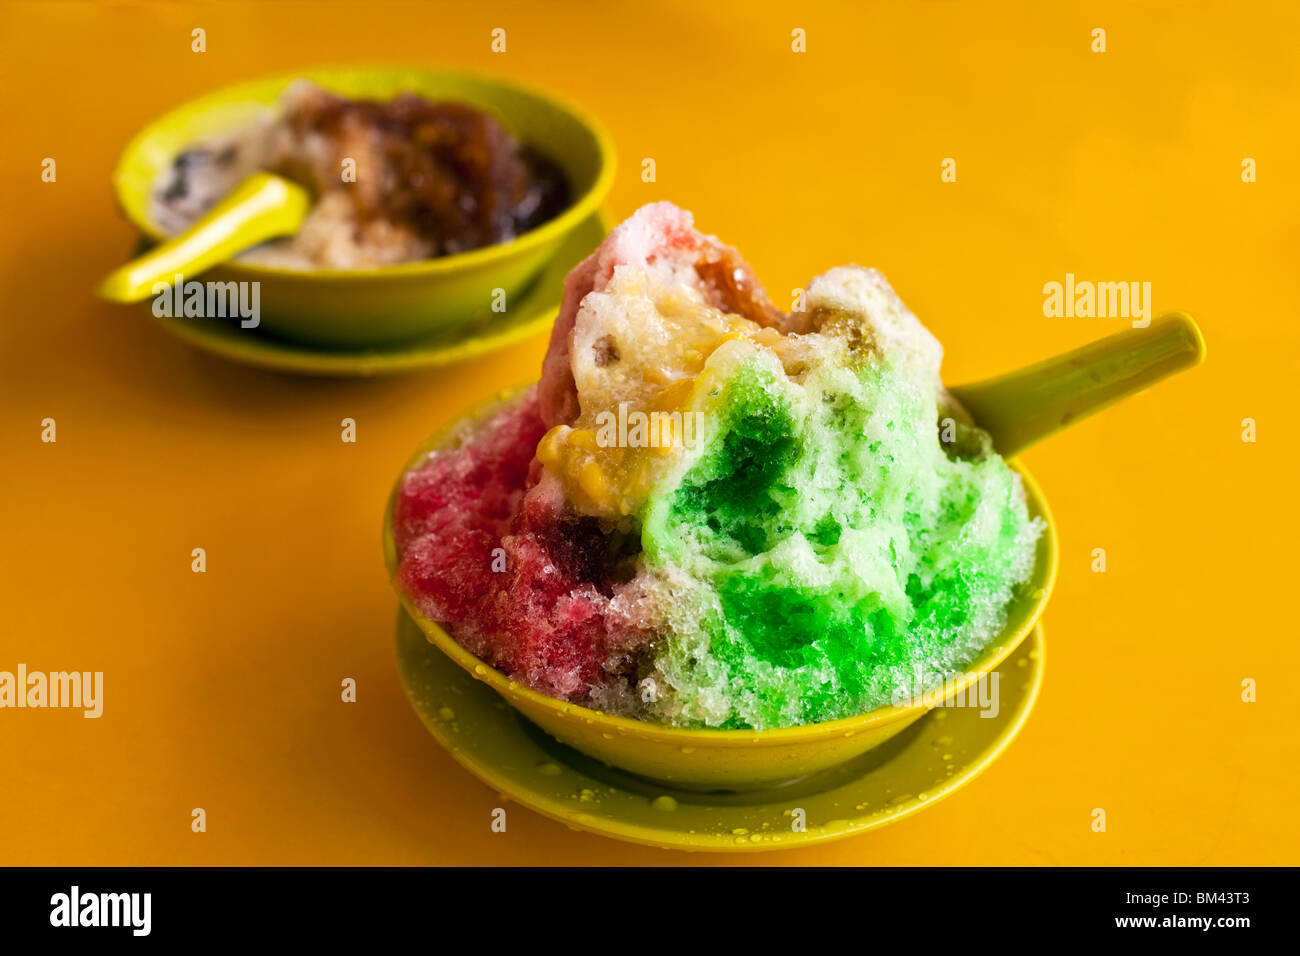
top-left (393, 202), bottom-right (1043, 729)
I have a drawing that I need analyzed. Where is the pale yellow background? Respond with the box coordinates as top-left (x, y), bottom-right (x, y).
top-left (0, 0), bottom-right (1295, 864)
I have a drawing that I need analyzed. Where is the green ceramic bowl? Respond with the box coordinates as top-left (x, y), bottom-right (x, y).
top-left (110, 65), bottom-right (616, 347)
top-left (382, 387), bottom-right (1058, 791)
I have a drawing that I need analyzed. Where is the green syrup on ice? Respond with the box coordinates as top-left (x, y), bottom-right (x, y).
top-left (639, 355), bottom-right (1040, 729)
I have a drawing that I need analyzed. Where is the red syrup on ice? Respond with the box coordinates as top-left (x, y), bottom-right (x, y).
top-left (394, 389), bottom-right (645, 703)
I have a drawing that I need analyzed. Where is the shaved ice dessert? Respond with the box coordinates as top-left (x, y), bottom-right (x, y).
top-left (152, 80), bottom-right (569, 270)
top-left (392, 202), bottom-right (1042, 730)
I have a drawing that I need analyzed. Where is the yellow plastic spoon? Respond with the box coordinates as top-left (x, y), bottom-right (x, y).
top-left (97, 172), bottom-right (310, 303)
top-left (948, 312), bottom-right (1206, 458)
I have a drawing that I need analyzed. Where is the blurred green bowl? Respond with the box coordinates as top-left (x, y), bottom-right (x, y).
top-left (110, 65), bottom-right (616, 347)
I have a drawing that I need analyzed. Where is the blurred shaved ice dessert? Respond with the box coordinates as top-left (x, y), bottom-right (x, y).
top-left (150, 80), bottom-right (569, 270)
top-left (391, 202), bottom-right (1042, 730)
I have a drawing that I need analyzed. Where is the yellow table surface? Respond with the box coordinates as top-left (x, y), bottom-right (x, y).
top-left (1, 0), bottom-right (1295, 865)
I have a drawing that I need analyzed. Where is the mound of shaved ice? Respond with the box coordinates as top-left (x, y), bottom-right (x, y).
top-left (393, 202), bottom-right (1043, 729)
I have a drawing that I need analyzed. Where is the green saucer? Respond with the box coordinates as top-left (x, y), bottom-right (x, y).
top-left (142, 212), bottom-right (607, 377)
top-left (395, 609), bottom-right (1045, 852)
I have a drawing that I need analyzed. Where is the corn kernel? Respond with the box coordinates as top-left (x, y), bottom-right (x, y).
top-left (655, 378), bottom-right (695, 412)
top-left (536, 425), bottom-right (569, 465)
top-left (578, 461), bottom-right (611, 507)
top-left (568, 428), bottom-right (598, 451)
